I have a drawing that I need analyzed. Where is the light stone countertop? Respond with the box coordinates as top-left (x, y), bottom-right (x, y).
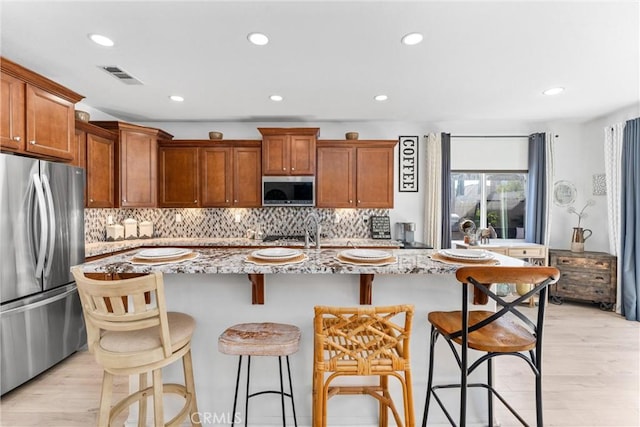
top-left (85, 237), bottom-right (402, 258)
top-left (79, 247), bottom-right (523, 276)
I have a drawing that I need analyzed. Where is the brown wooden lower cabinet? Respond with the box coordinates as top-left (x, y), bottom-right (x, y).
top-left (549, 249), bottom-right (617, 310)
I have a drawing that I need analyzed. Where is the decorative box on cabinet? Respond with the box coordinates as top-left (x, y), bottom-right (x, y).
top-left (1, 57), bottom-right (84, 160)
top-left (549, 249), bottom-right (617, 311)
top-left (316, 140), bottom-right (396, 208)
top-left (259, 127), bottom-right (318, 175)
top-left (75, 121), bottom-right (117, 207)
top-left (91, 121), bottom-right (173, 208)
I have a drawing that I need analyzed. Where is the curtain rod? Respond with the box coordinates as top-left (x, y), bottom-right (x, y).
top-left (449, 135), bottom-right (529, 138)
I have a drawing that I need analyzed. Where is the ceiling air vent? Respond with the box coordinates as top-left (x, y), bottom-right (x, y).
top-left (99, 66), bottom-right (143, 85)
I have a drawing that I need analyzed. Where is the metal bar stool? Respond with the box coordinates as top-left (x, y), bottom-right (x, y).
top-left (218, 322), bottom-right (300, 426)
top-left (422, 266), bottom-right (560, 427)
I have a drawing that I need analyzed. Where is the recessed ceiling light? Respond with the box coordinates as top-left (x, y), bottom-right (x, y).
top-left (543, 87), bottom-right (565, 96)
top-left (169, 95), bottom-right (184, 102)
top-left (89, 34), bottom-right (114, 47)
top-left (401, 32), bottom-right (423, 45)
top-left (269, 95), bottom-right (283, 102)
top-left (248, 32), bottom-right (269, 46)
top-left (374, 95), bottom-right (388, 102)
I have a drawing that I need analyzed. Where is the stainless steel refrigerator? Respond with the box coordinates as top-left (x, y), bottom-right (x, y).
top-left (0, 153), bottom-right (86, 395)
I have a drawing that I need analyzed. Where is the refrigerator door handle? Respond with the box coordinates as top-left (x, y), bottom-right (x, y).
top-left (0, 287), bottom-right (77, 316)
top-left (32, 174), bottom-right (48, 279)
top-left (41, 174), bottom-right (56, 278)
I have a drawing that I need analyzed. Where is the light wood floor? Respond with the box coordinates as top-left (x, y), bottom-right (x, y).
top-left (1, 302), bottom-right (638, 426)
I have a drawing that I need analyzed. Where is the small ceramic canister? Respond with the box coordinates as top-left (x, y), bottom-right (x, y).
top-left (106, 224), bottom-right (124, 241)
top-left (139, 221), bottom-right (153, 239)
top-left (123, 218), bottom-right (138, 239)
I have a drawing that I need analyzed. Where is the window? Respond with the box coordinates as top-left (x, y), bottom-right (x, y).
top-left (450, 172), bottom-right (527, 241)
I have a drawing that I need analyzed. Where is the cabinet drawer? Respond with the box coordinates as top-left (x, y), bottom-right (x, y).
top-left (558, 270), bottom-right (611, 286)
top-left (508, 247), bottom-right (546, 258)
top-left (555, 256), bottom-right (611, 270)
top-left (555, 281), bottom-right (614, 302)
top-left (484, 247), bottom-right (508, 255)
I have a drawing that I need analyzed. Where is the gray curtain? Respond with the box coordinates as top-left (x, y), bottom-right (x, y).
top-left (526, 133), bottom-right (546, 244)
top-left (621, 118), bottom-right (640, 321)
top-left (440, 133), bottom-right (451, 248)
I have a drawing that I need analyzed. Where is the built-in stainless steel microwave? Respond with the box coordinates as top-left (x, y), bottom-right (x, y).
top-left (262, 176), bottom-right (315, 207)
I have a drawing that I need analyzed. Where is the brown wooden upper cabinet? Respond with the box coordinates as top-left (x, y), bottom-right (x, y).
top-left (1, 58), bottom-right (83, 161)
top-left (159, 140), bottom-right (262, 208)
top-left (259, 127), bottom-right (318, 175)
top-left (92, 121), bottom-right (173, 208)
top-left (200, 142), bottom-right (262, 207)
top-left (316, 140), bottom-right (396, 208)
top-left (75, 121), bottom-right (117, 208)
top-left (158, 146), bottom-right (200, 208)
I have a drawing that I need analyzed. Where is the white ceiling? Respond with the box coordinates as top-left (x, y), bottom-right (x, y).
top-left (1, 0), bottom-right (638, 124)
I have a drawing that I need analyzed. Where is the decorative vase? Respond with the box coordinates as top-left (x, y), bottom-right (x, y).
top-left (570, 227), bottom-right (592, 253)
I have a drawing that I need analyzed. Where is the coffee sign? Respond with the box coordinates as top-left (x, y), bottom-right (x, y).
top-left (399, 136), bottom-right (418, 192)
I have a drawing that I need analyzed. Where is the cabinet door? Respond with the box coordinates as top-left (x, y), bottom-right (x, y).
top-left (316, 146), bottom-right (355, 208)
top-left (119, 131), bottom-right (157, 207)
top-left (234, 147), bottom-right (262, 207)
top-left (86, 133), bottom-right (115, 208)
top-left (262, 135), bottom-right (289, 175)
top-left (25, 85), bottom-right (74, 160)
top-left (201, 147), bottom-right (232, 207)
top-left (158, 147), bottom-right (199, 207)
top-left (290, 134), bottom-right (315, 175)
top-left (356, 147), bottom-right (394, 208)
top-left (0, 72), bottom-right (26, 152)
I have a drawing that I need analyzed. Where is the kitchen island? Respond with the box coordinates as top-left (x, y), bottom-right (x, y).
top-left (79, 248), bottom-right (527, 426)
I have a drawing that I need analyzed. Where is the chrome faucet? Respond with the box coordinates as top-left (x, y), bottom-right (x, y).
top-left (304, 212), bottom-right (322, 249)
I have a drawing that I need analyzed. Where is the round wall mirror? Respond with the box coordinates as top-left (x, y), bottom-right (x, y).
top-left (553, 180), bottom-right (577, 206)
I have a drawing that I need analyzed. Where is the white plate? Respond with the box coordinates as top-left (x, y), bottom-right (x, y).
top-left (440, 249), bottom-right (493, 260)
top-left (340, 249), bottom-right (393, 261)
top-left (252, 248), bottom-right (302, 260)
top-left (136, 248), bottom-right (190, 259)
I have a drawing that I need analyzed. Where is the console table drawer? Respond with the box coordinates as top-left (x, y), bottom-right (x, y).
top-left (508, 247), bottom-right (546, 258)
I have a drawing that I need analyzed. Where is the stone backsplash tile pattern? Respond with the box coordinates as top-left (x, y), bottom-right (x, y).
top-left (85, 207), bottom-right (389, 243)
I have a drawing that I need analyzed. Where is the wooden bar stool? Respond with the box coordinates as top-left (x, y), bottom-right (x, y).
top-left (312, 305), bottom-right (415, 427)
top-left (218, 322), bottom-right (301, 426)
top-left (422, 266), bottom-right (560, 427)
top-left (70, 267), bottom-right (200, 427)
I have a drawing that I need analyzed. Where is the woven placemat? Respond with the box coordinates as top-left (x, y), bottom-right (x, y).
top-left (130, 251), bottom-right (199, 265)
top-left (430, 252), bottom-right (499, 266)
top-left (245, 254), bottom-right (308, 265)
top-left (336, 254), bottom-right (397, 266)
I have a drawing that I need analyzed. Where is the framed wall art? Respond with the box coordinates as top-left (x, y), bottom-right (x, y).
top-left (399, 135), bottom-right (419, 192)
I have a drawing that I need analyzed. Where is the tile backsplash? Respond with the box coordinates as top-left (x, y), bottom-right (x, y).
top-left (85, 207), bottom-right (389, 243)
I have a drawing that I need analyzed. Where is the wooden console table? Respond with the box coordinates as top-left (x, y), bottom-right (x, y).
top-left (452, 240), bottom-right (548, 306)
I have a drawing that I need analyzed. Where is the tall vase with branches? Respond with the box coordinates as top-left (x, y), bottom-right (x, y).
top-left (568, 200), bottom-right (595, 252)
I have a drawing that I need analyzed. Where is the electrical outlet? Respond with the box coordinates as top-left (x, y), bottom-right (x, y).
top-left (175, 213), bottom-right (182, 223)
top-left (363, 216), bottom-right (369, 225)
top-left (234, 213), bottom-right (242, 223)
